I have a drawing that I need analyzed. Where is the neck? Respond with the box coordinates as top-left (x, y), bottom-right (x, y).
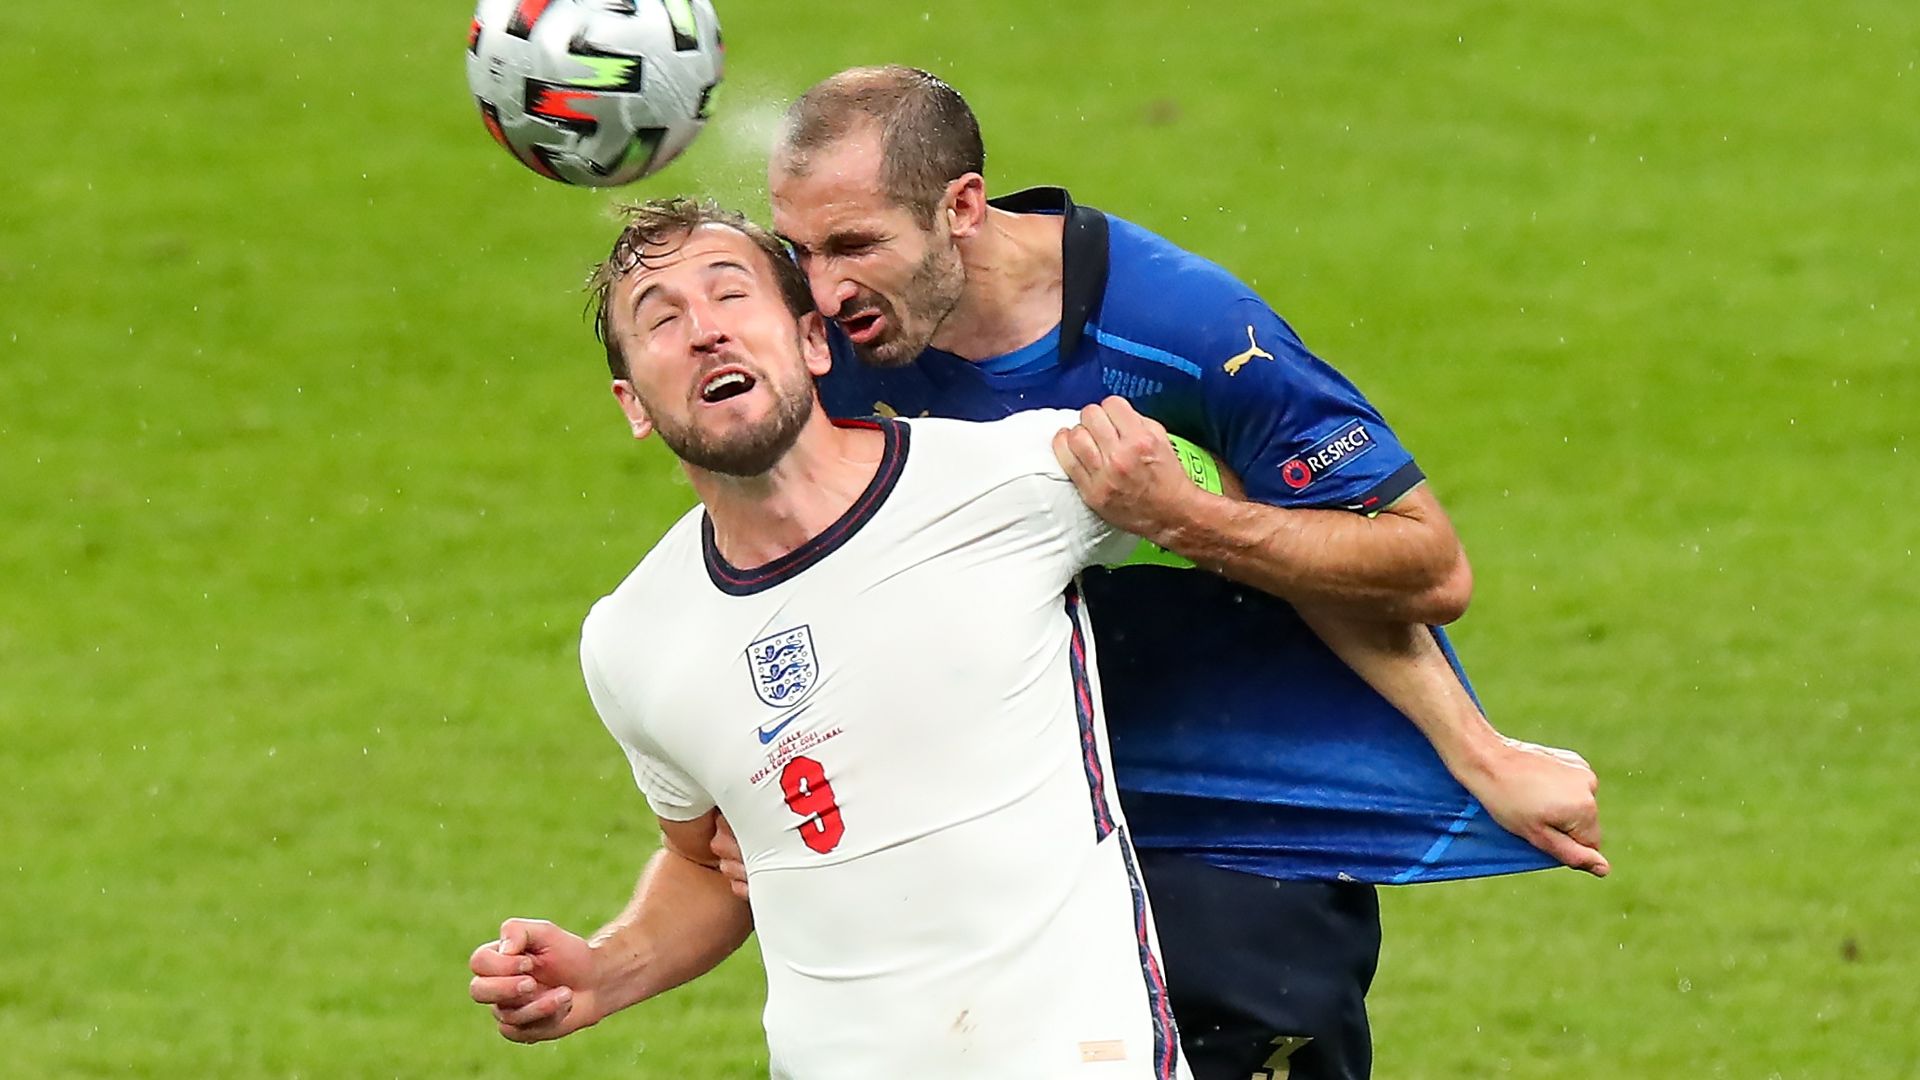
top-left (688, 411), bottom-right (887, 568)
top-left (928, 207), bottom-right (1065, 361)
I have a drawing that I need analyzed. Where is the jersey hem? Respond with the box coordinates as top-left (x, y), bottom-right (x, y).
top-left (1148, 846), bottom-right (1560, 885)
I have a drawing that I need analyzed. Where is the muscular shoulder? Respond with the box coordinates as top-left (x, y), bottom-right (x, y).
top-left (1097, 215), bottom-right (1304, 372)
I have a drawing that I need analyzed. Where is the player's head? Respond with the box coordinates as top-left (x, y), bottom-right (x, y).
top-left (768, 65), bottom-right (986, 368)
top-left (590, 197), bottom-right (830, 478)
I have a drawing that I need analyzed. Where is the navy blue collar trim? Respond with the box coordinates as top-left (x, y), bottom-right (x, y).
top-left (986, 186), bottom-right (1110, 360)
top-left (701, 418), bottom-right (910, 596)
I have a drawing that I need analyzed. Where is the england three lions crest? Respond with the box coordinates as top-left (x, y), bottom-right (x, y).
top-left (747, 626), bottom-right (818, 708)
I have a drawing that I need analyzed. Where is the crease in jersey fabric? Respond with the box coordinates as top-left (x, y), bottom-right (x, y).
top-left (1065, 585), bottom-right (1177, 1079)
top-left (1383, 626), bottom-right (1497, 883)
top-left (1088, 327), bottom-right (1203, 379)
top-left (701, 418), bottom-right (910, 596)
top-left (1389, 800), bottom-right (1483, 884)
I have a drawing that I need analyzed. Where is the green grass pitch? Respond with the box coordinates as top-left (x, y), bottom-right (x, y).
top-left (3, 1), bottom-right (1915, 1076)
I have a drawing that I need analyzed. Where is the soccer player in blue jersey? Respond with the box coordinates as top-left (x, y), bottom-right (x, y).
top-left (745, 66), bottom-right (1608, 1080)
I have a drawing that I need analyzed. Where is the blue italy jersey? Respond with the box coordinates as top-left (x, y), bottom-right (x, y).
top-left (818, 188), bottom-right (1556, 884)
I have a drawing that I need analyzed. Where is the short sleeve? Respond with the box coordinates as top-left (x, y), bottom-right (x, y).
top-left (580, 618), bottom-right (716, 822)
top-left (998, 409), bottom-right (1140, 569)
top-left (960, 409), bottom-right (1135, 569)
top-left (1055, 476), bottom-right (1139, 569)
top-left (1199, 299), bottom-right (1426, 514)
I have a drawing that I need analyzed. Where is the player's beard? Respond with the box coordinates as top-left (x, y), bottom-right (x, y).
top-left (652, 360), bottom-right (818, 478)
top-left (844, 242), bottom-right (964, 369)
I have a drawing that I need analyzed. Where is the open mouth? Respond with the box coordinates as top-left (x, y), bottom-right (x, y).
top-left (839, 311), bottom-right (887, 345)
top-left (699, 367), bottom-right (758, 404)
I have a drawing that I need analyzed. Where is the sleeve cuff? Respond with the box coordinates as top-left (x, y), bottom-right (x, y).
top-left (1345, 461), bottom-right (1426, 517)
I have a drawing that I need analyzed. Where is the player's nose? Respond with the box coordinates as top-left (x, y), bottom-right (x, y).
top-left (809, 273), bottom-right (857, 320)
top-left (690, 324), bottom-right (727, 355)
top-left (686, 302), bottom-right (728, 353)
top-left (683, 295), bottom-right (725, 345)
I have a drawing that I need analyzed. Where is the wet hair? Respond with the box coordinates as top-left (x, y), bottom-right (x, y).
top-left (775, 65), bottom-right (985, 221)
top-left (588, 197), bottom-right (815, 379)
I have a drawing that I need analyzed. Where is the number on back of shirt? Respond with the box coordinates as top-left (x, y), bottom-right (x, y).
top-left (780, 755), bottom-right (845, 853)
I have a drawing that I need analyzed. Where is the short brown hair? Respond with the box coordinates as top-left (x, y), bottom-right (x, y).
top-left (775, 65), bottom-right (985, 221)
top-left (589, 197), bottom-right (816, 379)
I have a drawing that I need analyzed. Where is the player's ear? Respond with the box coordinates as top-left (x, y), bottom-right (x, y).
top-left (944, 174), bottom-right (987, 240)
top-left (797, 311), bottom-right (832, 377)
top-left (611, 380), bottom-right (653, 441)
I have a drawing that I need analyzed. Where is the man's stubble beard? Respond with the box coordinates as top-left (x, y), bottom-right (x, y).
top-left (850, 241), bottom-right (966, 369)
top-left (651, 365), bottom-right (818, 478)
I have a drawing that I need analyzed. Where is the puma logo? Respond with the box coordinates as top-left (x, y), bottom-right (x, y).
top-left (1223, 325), bottom-right (1274, 376)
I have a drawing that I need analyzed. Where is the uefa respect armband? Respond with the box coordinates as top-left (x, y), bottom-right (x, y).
top-left (1121, 433), bottom-right (1225, 569)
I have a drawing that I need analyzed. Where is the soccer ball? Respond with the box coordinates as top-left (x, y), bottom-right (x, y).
top-left (467, 0), bottom-right (723, 187)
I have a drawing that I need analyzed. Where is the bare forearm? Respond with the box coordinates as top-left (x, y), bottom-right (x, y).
top-left (1294, 605), bottom-right (1502, 780)
top-left (1143, 485), bottom-right (1466, 622)
top-left (585, 848), bottom-right (754, 1017)
top-left (1297, 604), bottom-right (1610, 874)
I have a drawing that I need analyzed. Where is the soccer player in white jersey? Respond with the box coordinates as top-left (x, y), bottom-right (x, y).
top-left (466, 197), bottom-right (1192, 1079)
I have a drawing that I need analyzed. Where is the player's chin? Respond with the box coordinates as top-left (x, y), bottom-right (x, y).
top-left (852, 333), bottom-right (919, 369)
top-left (692, 390), bottom-right (793, 449)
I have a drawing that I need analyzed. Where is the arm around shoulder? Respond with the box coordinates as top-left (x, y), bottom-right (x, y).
top-left (1065, 288), bottom-right (1476, 621)
top-left (1064, 393), bottom-right (1474, 623)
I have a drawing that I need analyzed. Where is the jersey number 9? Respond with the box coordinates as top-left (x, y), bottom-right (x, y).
top-left (780, 755), bottom-right (845, 854)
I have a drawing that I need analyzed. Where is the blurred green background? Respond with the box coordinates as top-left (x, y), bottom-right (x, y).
top-left (3, 1), bottom-right (1915, 1076)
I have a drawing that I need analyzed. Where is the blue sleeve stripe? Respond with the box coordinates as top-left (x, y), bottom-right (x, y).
top-left (1389, 799), bottom-right (1482, 884)
top-left (1090, 328), bottom-right (1203, 378)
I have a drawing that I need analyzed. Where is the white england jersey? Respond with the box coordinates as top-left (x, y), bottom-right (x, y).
top-left (581, 410), bottom-right (1188, 1080)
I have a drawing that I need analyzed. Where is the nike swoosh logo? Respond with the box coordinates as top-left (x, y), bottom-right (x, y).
top-left (756, 716), bottom-right (798, 744)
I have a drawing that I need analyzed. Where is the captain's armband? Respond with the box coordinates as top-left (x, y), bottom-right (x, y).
top-left (1118, 433), bottom-right (1227, 569)
top-left (1167, 432), bottom-right (1226, 495)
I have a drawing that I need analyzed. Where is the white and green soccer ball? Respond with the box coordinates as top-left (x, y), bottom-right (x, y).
top-left (467, 0), bottom-right (723, 186)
